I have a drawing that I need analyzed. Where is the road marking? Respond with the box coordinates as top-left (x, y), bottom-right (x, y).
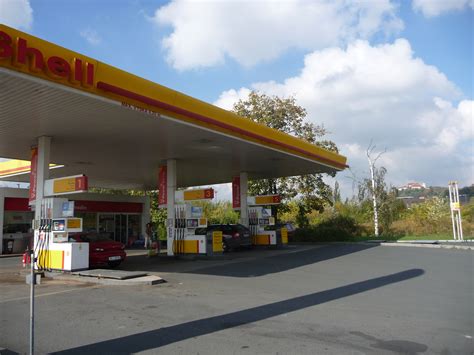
top-left (0, 286), bottom-right (97, 304)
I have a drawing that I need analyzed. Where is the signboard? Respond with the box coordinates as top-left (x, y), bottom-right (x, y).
top-left (66, 218), bottom-right (82, 231)
top-left (51, 217), bottom-right (82, 233)
top-left (248, 195), bottom-right (281, 206)
top-left (450, 202), bottom-right (460, 211)
top-left (54, 175), bottom-right (87, 194)
top-left (255, 195), bottom-right (281, 205)
top-left (0, 28), bottom-right (95, 87)
top-left (29, 147), bottom-right (38, 203)
top-left (212, 231), bottom-right (223, 253)
top-left (62, 201), bottom-right (74, 217)
top-left (183, 188), bottom-right (214, 201)
top-left (44, 175), bottom-right (88, 196)
top-left (158, 166), bottom-right (167, 207)
top-left (232, 176), bottom-right (241, 209)
top-left (190, 206), bottom-right (203, 218)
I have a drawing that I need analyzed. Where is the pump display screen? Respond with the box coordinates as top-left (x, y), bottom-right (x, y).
top-left (187, 219), bottom-right (199, 228)
top-left (259, 218), bottom-right (270, 225)
top-left (52, 219), bottom-right (66, 231)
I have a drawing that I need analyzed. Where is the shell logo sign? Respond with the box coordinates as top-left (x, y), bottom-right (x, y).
top-left (0, 30), bottom-right (94, 87)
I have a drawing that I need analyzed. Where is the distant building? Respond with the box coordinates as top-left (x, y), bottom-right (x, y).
top-left (397, 182), bottom-right (427, 191)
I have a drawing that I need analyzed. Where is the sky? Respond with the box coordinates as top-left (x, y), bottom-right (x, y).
top-left (0, 0), bottom-right (473, 199)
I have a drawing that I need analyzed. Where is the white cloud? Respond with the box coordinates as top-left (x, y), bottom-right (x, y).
top-left (152, 0), bottom-right (403, 70)
top-left (0, 0), bottom-right (33, 30)
top-left (214, 39), bottom-right (473, 195)
top-left (79, 28), bottom-right (102, 46)
top-left (412, 0), bottom-right (474, 17)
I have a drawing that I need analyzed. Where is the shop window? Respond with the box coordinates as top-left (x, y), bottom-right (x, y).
top-left (3, 211), bottom-right (34, 233)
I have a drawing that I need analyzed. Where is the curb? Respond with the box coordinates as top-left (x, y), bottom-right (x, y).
top-left (0, 253), bottom-right (22, 259)
top-left (380, 242), bottom-right (473, 251)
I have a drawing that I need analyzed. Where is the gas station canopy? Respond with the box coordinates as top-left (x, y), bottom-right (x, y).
top-left (0, 24), bottom-right (347, 189)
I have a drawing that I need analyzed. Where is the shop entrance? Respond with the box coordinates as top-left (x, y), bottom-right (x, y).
top-left (98, 213), bottom-right (141, 246)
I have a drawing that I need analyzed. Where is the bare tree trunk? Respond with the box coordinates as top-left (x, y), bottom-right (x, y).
top-left (368, 158), bottom-right (379, 237)
top-left (366, 141), bottom-right (385, 237)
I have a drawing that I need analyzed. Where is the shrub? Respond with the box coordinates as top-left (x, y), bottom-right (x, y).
top-left (293, 215), bottom-right (364, 242)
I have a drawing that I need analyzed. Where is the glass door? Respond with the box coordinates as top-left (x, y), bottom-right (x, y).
top-left (127, 214), bottom-right (141, 246)
top-left (115, 214), bottom-right (127, 245)
top-left (98, 214), bottom-right (115, 240)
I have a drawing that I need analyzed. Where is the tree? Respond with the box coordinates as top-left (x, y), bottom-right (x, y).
top-left (365, 142), bottom-right (385, 236)
top-left (232, 91), bottom-right (339, 220)
top-left (356, 160), bottom-right (405, 235)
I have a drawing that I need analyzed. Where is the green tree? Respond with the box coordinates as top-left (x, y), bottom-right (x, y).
top-left (232, 91), bottom-right (339, 218)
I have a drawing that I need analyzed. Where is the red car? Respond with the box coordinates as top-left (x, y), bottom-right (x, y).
top-left (69, 232), bottom-right (126, 268)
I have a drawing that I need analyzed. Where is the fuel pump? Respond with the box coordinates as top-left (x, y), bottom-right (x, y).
top-left (32, 198), bottom-right (88, 271)
top-left (173, 203), bottom-right (208, 255)
top-left (247, 195), bottom-right (287, 246)
top-left (168, 188), bottom-right (221, 256)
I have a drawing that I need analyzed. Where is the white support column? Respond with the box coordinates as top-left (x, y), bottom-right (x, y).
top-left (34, 136), bottom-right (51, 221)
top-left (166, 159), bottom-right (177, 256)
top-left (0, 189), bottom-right (4, 254)
top-left (142, 194), bottom-right (151, 239)
top-left (240, 172), bottom-right (248, 227)
top-left (33, 136), bottom-right (51, 254)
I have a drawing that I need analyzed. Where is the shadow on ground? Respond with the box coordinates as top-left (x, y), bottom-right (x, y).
top-left (190, 244), bottom-right (377, 277)
top-left (119, 243), bottom-right (378, 278)
top-left (53, 268), bottom-right (424, 354)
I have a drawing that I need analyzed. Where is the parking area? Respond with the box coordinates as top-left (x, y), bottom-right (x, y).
top-left (1, 244), bottom-right (473, 354)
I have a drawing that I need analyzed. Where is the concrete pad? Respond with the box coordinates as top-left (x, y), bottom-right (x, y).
top-left (98, 275), bottom-right (165, 286)
top-left (46, 271), bottom-right (165, 286)
top-left (72, 269), bottom-right (148, 280)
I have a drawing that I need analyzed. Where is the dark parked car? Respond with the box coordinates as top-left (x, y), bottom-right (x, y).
top-left (69, 232), bottom-right (126, 268)
top-left (196, 224), bottom-right (252, 252)
top-left (265, 222), bottom-right (297, 239)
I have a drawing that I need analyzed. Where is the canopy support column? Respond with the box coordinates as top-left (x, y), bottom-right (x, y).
top-left (0, 190), bottom-right (4, 254)
top-left (240, 172), bottom-right (248, 227)
top-left (166, 159), bottom-right (176, 256)
top-left (34, 136), bottom-right (51, 229)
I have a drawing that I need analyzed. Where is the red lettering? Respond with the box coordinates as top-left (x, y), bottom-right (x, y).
top-left (0, 31), bottom-right (13, 59)
top-left (0, 32), bottom-right (94, 86)
top-left (86, 62), bottom-right (94, 86)
top-left (16, 38), bottom-right (44, 72)
top-left (47, 56), bottom-right (71, 78)
top-left (73, 58), bottom-right (83, 83)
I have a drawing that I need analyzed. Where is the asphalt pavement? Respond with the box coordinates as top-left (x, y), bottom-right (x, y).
top-left (1, 244), bottom-right (472, 354)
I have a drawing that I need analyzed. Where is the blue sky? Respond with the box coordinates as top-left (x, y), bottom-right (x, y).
top-left (1, 0), bottom-right (473, 195)
top-left (22, 0), bottom-right (472, 102)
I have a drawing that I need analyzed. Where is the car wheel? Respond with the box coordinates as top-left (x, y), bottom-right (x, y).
top-left (222, 241), bottom-right (229, 253)
top-left (108, 261), bottom-right (121, 268)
